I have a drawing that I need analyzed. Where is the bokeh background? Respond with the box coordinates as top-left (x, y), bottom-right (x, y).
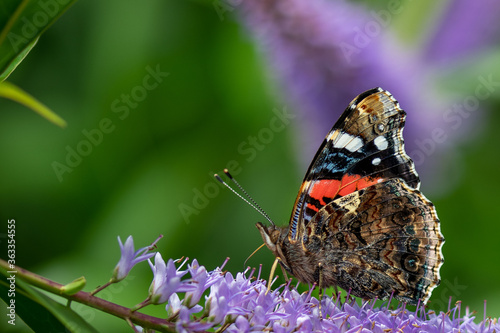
top-left (1, 0), bottom-right (500, 331)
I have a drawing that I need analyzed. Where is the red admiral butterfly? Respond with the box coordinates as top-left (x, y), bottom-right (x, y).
top-left (217, 87), bottom-right (444, 305)
top-left (255, 87), bottom-right (444, 305)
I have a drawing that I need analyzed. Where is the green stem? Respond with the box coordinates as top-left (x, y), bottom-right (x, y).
top-left (90, 280), bottom-right (114, 296)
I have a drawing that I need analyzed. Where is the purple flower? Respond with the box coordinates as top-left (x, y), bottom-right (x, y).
top-left (112, 235), bottom-right (157, 282)
top-left (175, 305), bottom-right (214, 333)
top-left (237, 0), bottom-right (500, 190)
top-left (184, 259), bottom-right (208, 308)
top-left (148, 254), bottom-right (195, 304)
top-left (152, 258), bottom-right (500, 332)
top-left (165, 292), bottom-right (182, 315)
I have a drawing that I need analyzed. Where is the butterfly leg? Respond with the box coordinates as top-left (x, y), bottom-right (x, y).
top-left (266, 258), bottom-right (280, 294)
top-left (279, 265), bottom-right (290, 284)
top-left (318, 262), bottom-right (324, 318)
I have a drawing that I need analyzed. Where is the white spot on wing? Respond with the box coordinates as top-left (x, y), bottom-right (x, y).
top-left (333, 132), bottom-right (363, 152)
top-left (374, 135), bottom-right (388, 150)
top-left (333, 132), bottom-right (352, 148)
top-left (346, 136), bottom-right (363, 152)
top-left (372, 157), bottom-right (381, 166)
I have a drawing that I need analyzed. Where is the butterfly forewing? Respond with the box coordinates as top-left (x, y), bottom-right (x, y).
top-left (289, 88), bottom-right (420, 240)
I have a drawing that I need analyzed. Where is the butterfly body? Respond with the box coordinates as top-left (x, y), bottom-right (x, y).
top-left (257, 87), bottom-right (444, 304)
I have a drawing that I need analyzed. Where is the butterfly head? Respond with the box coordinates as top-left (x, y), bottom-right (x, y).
top-left (255, 222), bottom-right (292, 273)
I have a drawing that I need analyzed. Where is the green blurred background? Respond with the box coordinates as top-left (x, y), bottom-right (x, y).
top-left (1, 0), bottom-right (499, 331)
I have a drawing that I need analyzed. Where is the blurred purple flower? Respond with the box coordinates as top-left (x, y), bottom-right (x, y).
top-left (423, 0), bottom-right (500, 65)
top-left (237, 0), bottom-right (500, 191)
top-left (155, 258), bottom-right (500, 332)
top-left (112, 235), bottom-right (157, 282)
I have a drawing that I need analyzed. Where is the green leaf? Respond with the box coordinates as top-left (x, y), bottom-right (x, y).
top-left (0, 0), bottom-right (77, 78)
top-left (61, 276), bottom-right (87, 295)
top-left (0, 36), bottom-right (38, 81)
top-left (0, 80), bottom-right (67, 127)
top-left (0, 270), bottom-right (98, 333)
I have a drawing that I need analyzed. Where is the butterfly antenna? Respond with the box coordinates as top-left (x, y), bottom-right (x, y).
top-left (214, 169), bottom-right (275, 226)
top-left (223, 169), bottom-right (275, 223)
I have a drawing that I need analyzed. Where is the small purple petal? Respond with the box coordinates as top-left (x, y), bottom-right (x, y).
top-left (208, 295), bottom-right (228, 324)
top-left (113, 236), bottom-right (155, 281)
top-left (184, 259), bottom-right (208, 307)
top-left (176, 305), bottom-right (213, 333)
top-left (166, 293), bottom-right (181, 315)
top-left (234, 315), bottom-right (250, 332)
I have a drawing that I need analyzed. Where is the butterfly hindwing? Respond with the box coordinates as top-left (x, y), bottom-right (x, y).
top-left (302, 178), bottom-right (444, 304)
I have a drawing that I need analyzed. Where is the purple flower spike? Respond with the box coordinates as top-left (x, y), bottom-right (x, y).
top-left (424, 0), bottom-right (500, 65)
top-left (238, 0), bottom-right (500, 190)
top-left (151, 258), bottom-right (500, 332)
top-left (112, 236), bottom-right (156, 282)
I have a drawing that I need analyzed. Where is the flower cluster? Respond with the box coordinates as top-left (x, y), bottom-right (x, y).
top-left (108, 236), bottom-right (498, 332)
top-left (147, 256), bottom-right (499, 333)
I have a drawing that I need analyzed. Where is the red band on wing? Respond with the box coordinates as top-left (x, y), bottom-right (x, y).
top-left (338, 174), bottom-right (383, 196)
top-left (309, 174), bottom-right (384, 205)
top-left (306, 202), bottom-right (319, 213)
top-left (309, 179), bottom-right (341, 206)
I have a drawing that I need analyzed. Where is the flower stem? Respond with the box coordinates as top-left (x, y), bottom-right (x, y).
top-left (0, 259), bottom-right (179, 332)
top-left (91, 280), bottom-right (114, 296)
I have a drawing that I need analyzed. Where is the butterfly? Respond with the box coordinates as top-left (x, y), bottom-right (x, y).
top-left (255, 87), bottom-right (445, 305)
